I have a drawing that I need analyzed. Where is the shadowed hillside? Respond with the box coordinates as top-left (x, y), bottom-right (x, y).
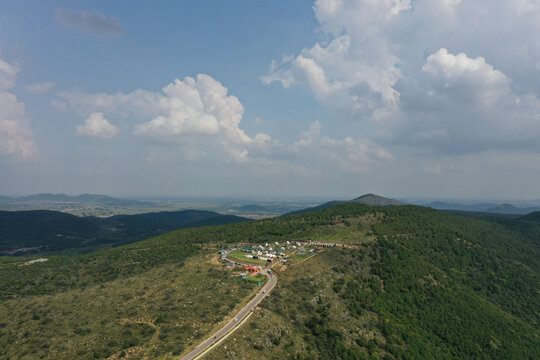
top-left (0, 209), bottom-right (247, 254)
top-left (518, 210), bottom-right (540, 223)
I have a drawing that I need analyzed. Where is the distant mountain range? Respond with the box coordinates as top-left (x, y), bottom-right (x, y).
top-left (290, 194), bottom-right (540, 217)
top-left (289, 194), bottom-right (404, 215)
top-left (0, 209), bottom-right (247, 254)
top-left (0, 193), bottom-right (148, 207)
top-left (424, 201), bottom-right (540, 215)
top-left (0, 193), bottom-right (317, 218)
top-left (3, 193), bottom-right (539, 218)
top-left (229, 203), bottom-right (312, 214)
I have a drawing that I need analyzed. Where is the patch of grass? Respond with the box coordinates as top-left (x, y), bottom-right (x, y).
top-left (290, 252), bottom-right (313, 261)
top-left (229, 250), bottom-right (268, 265)
top-left (244, 274), bottom-right (267, 285)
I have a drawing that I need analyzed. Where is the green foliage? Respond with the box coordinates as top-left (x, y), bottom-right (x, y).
top-left (244, 274), bottom-right (268, 284)
top-left (0, 209), bottom-right (247, 254)
top-left (517, 210), bottom-right (540, 223)
top-left (1, 202), bottom-right (539, 359)
top-left (0, 237), bottom-right (198, 298)
top-left (207, 203), bottom-right (540, 360)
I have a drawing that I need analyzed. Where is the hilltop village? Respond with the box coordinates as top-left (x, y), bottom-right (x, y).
top-left (219, 240), bottom-right (336, 272)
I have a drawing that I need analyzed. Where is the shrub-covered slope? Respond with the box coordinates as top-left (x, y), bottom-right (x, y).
top-left (0, 252), bottom-right (259, 359)
top-left (209, 204), bottom-right (540, 359)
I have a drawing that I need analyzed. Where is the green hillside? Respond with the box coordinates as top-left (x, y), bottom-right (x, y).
top-left (0, 209), bottom-right (247, 254)
top-left (0, 203), bottom-right (538, 359)
top-left (209, 205), bottom-right (540, 359)
top-left (0, 210), bottom-right (105, 244)
top-left (518, 210), bottom-right (540, 223)
top-left (0, 250), bottom-right (259, 359)
top-left (351, 193), bottom-right (405, 206)
top-left (288, 200), bottom-right (344, 215)
top-left (289, 193), bottom-right (403, 215)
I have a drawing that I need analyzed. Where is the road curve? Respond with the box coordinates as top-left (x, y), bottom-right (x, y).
top-left (180, 269), bottom-right (277, 360)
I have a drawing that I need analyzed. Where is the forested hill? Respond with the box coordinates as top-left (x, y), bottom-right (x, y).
top-left (289, 193), bottom-right (403, 215)
top-left (211, 204), bottom-right (540, 359)
top-left (109, 210), bottom-right (246, 235)
top-left (0, 209), bottom-right (247, 254)
top-left (0, 203), bottom-right (538, 359)
top-left (518, 210), bottom-right (540, 223)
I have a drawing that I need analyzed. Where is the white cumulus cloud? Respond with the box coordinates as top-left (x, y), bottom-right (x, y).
top-left (292, 121), bottom-right (393, 173)
top-left (134, 75), bottom-right (251, 144)
top-left (422, 48), bottom-right (511, 108)
top-left (0, 55), bottom-right (19, 92)
top-left (0, 93), bottom-right (37, 159)
top-left (60, 74), bottom-right (271, 162)
top-left (58, 73), bottom-right (393, 172)
top-left (0, 53), bottom-right (36, 159)
top-left (264, 0), bottom-right (540, 155)
top-left (77, 112), bottom-right (119, 138)
top-left (264, 0), bottom-right (404, 122)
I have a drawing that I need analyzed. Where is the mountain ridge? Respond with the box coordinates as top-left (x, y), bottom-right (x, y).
top-left (426, 200), bottom-right (540, 215)
top-left (288, 193), bottom-right (404, 215)
top-left (0, 193), bottom-right (148, 207)
top-left (351, 193), bottom-right (405, 206)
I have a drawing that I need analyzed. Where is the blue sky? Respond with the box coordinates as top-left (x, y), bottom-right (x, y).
top-left (1, 1), bottom-right (322, 135)
top-left (1, 1), bottom-right (540, 200)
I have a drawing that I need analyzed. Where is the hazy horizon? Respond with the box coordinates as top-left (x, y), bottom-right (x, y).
top-left (2, 192), bottom-right (540, 205)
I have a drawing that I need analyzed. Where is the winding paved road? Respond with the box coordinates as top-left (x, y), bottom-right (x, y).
top-left (180, 267), bottom-right (277, 360)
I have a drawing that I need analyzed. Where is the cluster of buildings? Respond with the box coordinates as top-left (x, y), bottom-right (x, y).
top-left (219, 239), bottom-right (332, 269)
top-left (240, 240), bottom-right (307, 263)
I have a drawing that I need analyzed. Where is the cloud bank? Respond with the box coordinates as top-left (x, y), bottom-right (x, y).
top-left (264, 0), bottom-right (540, 155)
top-left (58, 74), bottom-right (389, 170)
